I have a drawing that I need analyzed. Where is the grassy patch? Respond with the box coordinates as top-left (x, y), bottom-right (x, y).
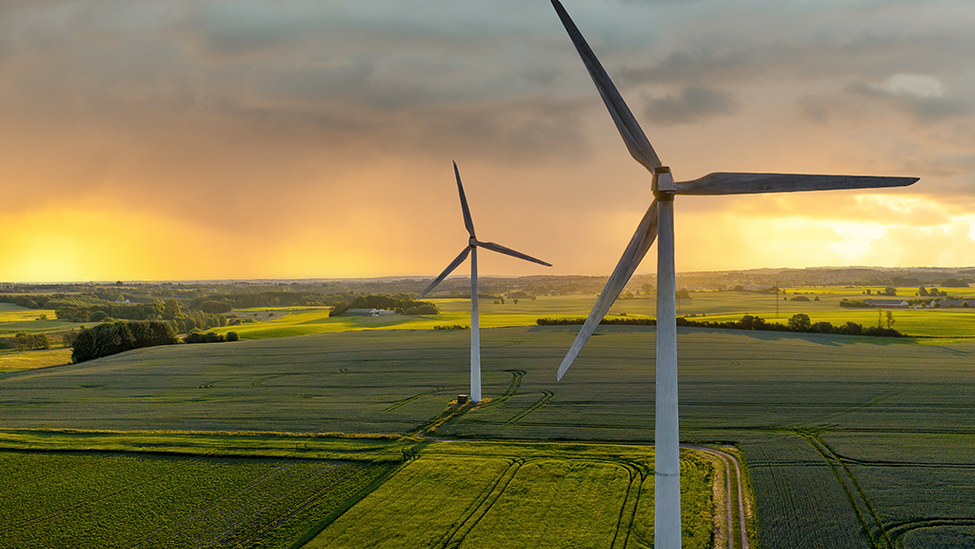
top-left (304, 441), bottom-right (714, 549)
top-left (0, 348), bottom-right (72, 373)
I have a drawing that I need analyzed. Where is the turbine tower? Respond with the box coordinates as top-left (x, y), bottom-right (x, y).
top-left (549, 1), bottom-right (918, 547)
top-left (419, 162), bottom-right (552, 403)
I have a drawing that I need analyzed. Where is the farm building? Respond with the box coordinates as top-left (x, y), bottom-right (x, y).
top-left (344, 308), bottom-right (396, 316)
top-left (863, 299), bottom-right (909, 308)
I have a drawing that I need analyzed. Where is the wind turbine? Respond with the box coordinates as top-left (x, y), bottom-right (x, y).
top-left (418, 162), bottom-right (552, 403)
top-left (549, 1), bottom-right (918, 547)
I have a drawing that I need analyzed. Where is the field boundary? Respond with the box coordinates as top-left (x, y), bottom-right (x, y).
top-left (436, 458), bottom-right (524, 549)
top-left (804, 434), bottom-right (893, 549)
top-left (683, 445), bottom-right (751, 549)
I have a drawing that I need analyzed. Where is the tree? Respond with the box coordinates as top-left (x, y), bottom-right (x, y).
top-left (200, 300), bottom-right (232, 314)
top-left (676, 288), bottom-right (691, 299)
top-left (163, 298), bottom-right (182, 319)
top-left (738, 315), bottom-right (767, 330)
top-left (812, 321), bottom-right (834, 334)
top-left (918, 286), bottom-right (929, 297)
top-left (886, 311), bottom-right (895, 329)
top-left (883, 287), bottom-right (897, 296)
top-left (787, 313), bottom-right (812, 332)
top-left (839, 321), bottom-right (862, 335)
top-left (226, 331), bottom-right (239, 342)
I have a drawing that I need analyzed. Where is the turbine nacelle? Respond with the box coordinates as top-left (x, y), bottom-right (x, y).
top-left (652, 167), bottom-right (675, 197)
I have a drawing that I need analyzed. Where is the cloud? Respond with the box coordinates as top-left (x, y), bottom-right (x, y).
top-left (642, 85), bottom-right (737, 126)
top-left (857, 221), bottom-right (975, 267)
top-left (848, 76), bottom-right (973, 123)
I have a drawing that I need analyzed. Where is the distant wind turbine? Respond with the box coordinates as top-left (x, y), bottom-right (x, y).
top-left (549, 1), bottom-right (918, 547)
top-left (418, 162), bottom-right (552, 403)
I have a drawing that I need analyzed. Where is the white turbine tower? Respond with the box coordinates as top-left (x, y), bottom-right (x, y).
top-left (549, 1), bottom-right (918, 547)
top-left (418, 162), bottom-right (552, 403)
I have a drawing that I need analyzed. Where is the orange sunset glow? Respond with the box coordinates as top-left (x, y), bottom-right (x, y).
top-left (2, 1), bottom-right (973, 282)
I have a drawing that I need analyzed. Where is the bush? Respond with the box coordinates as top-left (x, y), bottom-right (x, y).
top-left (16, 332), bottom-right (51, 350)
top-left (405, 304), bottom-right (439, 315)
top-left (183, 332), bottom-right (226, 344)
top-left (89, 311), bottom-right (109, 322)
top-left (226, 331), bottom-right (239, 342)
top-left (787, 313), bottom-right (812, 331)
top-left (789, 295), bottom-right (810, 302)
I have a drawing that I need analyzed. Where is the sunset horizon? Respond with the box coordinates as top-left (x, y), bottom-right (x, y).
top-left (3, 1), bottom-right (973, 283)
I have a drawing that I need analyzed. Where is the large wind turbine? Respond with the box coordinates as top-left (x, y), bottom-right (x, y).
top-left (418, 162), bottom-right (552, 403)
top-left (549, 1), bottom-right (918, 547)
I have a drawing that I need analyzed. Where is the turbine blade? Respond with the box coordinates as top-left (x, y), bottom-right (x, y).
top-left (551, 0), bottom-right (661, 172)
top-left (454, 162), bottom-right (476, 238)
top-left (478, 241), bottom-right (552, 267)
top-left (417, 246), bottom-right (472, 300)
top-left (557, 201), bottom-right (658, 380)
top-left (675, 173), bottom-right (919, 196)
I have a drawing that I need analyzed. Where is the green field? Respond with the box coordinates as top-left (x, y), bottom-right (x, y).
top-left (2, 325), bottom-right (973, 546)
top-left (198, 291), bottom-right (975, 342)
top-left (0, 449), bottom-right (395, 548)
top-left (3, 286), bottom-right (975, 547)
top-left (306, 441), bottom-right (713, 549)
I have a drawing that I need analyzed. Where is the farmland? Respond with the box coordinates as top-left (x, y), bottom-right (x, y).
top-left (305, 441), bottom-right (715, 549)
top-left (2, 280), bottom-right (974, 548)
top-left (2, 324), bottom-right (974, 546)
top-left (0, 449), bottom-right (396, 548)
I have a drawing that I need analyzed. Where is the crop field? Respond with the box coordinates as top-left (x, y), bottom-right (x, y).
top-left (0, 305), bottom-right (77, 339)
top-left (0, 348), bottom-right (72, 373)
top-left (0, 449), bottom-right (396, 548)
top-left (206, 292), bottom-right (975, 341)
top-left (305, 441), bottom-right (715, 549)
top-left (3, 304), bottom-right (974, 547)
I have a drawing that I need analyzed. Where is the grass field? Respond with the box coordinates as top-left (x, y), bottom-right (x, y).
top-left (305, 441), bottom-right (714, 549)
top-left (200, 292), bottom-right (975, 342)
top-left (2, 325), bottom-right (973, 546)
top-left (0, 449), bottom-right (396, 548)
top-left (0, 304), bottom-right (77, 338)
top-left (0, 348), bottom-right (72, 373)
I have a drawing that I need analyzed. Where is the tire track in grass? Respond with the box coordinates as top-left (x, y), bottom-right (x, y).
top-left (803, 434), bottom-right (893, 549)
top-left (437, 459), bottom-right (524, 549)
top-left (382, 386), bottom-right (445, 413)
top-left (886, 517), bottom-right (975, 546)
top-left (480, 370), bottom-right (525, 408)
top-left (611, 462), bottom-right (646, 549)
top-left (504, 391), bottom-right (554, 426)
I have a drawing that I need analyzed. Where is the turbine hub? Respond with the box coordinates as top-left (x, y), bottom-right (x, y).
top-left (469, 237), bottom-right (478, 247)
top-left (652, 166), bottom-right (675, 201)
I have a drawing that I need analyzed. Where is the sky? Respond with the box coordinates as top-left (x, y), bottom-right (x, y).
top-left (2, 0), bottom-right (974, 283)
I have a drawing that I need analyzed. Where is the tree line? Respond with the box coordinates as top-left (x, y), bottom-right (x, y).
top-left (329, 294), bottom-right (440, 316)
top-left (70, 321), bottom-right (179, 363)
top-left (536, 313), bottom-right (904, 337)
